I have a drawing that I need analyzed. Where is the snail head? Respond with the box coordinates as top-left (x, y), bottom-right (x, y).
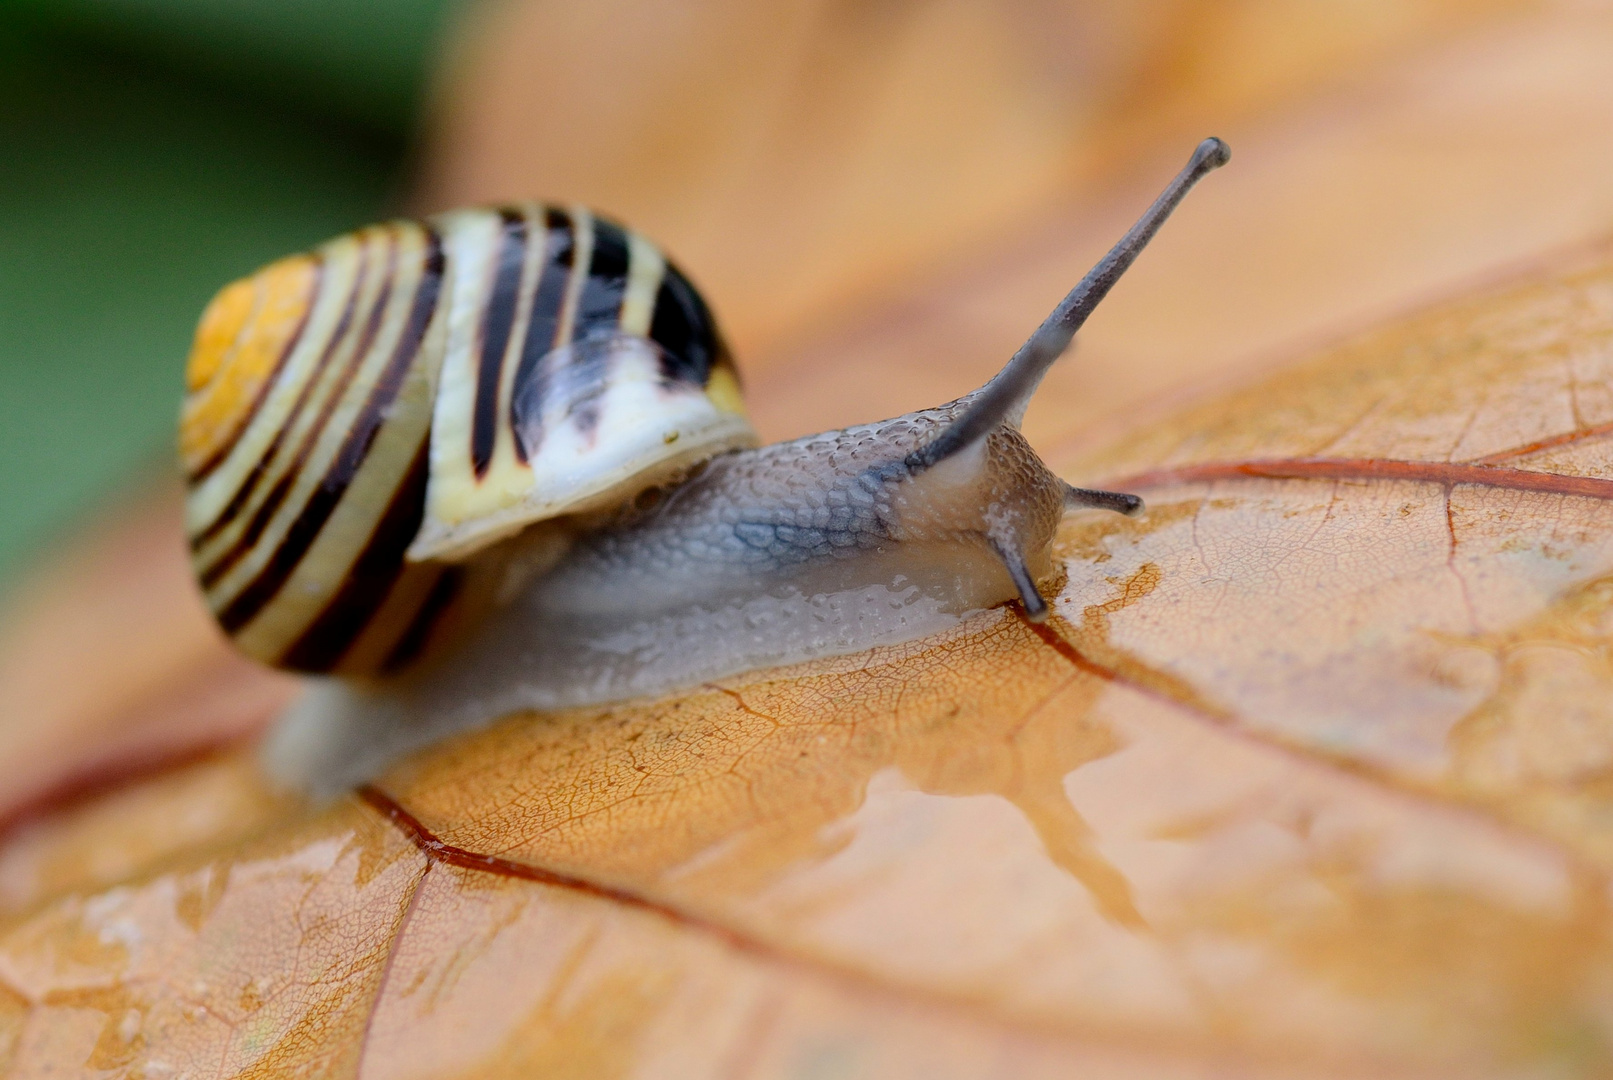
top-left (888, 137), bottom-right (1231, 620)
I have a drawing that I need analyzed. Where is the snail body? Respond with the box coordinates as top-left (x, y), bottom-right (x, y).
top-left (181, 141), bottom-right (1230, 789)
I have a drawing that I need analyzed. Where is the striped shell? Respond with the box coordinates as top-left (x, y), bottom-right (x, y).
top-left (181, 205), bottom-right (755, 675)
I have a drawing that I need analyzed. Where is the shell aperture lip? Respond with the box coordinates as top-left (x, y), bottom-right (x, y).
top-left (411, 332), bottom-right (756, 562)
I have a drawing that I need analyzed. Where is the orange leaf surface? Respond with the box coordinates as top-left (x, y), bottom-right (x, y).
top-left (6, 238), bottom-right (1613, 1077)
top-left (8, 4), bottom-right (1613, 1075)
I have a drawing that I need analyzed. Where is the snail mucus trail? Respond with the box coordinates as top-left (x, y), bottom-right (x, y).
top-left (232, 139), bottom-right (1230, 791)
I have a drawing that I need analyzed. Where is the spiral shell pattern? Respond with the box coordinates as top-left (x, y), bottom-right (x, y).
top-left (181, 206), bottom-right (753, 674)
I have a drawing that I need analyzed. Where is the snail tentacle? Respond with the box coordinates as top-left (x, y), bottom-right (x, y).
top-left (908, 137), bottom-right (1230, 473)
top-left (1063, 485), bottom-right (1144, 516)
top-left (990, 537), bottom-right (1050, 622)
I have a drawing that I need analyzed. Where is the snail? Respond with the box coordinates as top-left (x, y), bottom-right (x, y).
top-left (181, 139), bottom-right (1228, 789)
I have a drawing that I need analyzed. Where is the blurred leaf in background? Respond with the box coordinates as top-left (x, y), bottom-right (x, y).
top-left (0, 0), bottom-right (466, 589)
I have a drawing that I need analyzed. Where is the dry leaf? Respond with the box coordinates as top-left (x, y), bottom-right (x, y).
top-left (0, 490), bottom-right (293, 828)
top-left (6, 4), bottom-right (1613, 1075)
top-left (5, 237), bottom-right (1613, 1078)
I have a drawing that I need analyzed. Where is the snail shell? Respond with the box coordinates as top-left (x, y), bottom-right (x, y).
top-left (181, 206), bottom-right (752, 675)
top-left (183, 139), bottom-right (1229, 789)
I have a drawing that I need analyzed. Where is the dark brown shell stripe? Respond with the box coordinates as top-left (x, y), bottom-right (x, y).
top-left (471, 208), bottom-right (531, 477)
top-left (508, 207), bottom-right (579, 464)
top-left (183, 222), bottom-right (452, 673)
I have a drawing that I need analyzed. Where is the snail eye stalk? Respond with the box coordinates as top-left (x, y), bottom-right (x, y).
top-left (910, 137), bottom-right (1230, 472)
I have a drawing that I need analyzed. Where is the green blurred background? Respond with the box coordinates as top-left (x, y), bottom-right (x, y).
top-left (0, 0), bottom-right (468, 589)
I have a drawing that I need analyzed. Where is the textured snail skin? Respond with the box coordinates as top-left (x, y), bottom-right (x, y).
top-left (265, 402), bottom-right (1082, 795)
top-left (537, 403), bottom-right (1066, 619)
